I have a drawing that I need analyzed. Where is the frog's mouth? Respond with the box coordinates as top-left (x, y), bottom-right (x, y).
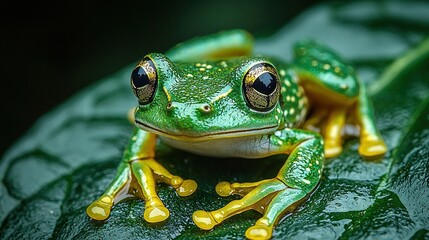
top-left (135, 120), bottom-right (277, 142)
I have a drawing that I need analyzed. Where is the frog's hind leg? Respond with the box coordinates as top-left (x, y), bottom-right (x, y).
top-left (302, 106), bottom-right (347, 158)
top-left (302, 108), bottom-right (328, 132)
top-left (323, 107), bottom-right (347, 158)
top-left (86, 162), bottom-right (131, 220)
top-left (355, 84), bottom-right (387, 159)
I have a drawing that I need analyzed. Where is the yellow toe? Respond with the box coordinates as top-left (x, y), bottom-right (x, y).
top-left (215, 181), bottom-right (233, 197)
top-left (245, 225), bottom-right (272, 240)
top-left (170, 176), bottom-right (183, 189)
top-left (86, 198), bottom-right (113, 221)
top-left (176, 179), bottom-right (197, 197)
top-left (359, 138), bottom-right (387, 160)
top-left (193, 210), bottom-right (216, 230)
top-left (324, 142), bottom-right (343, 158)
top-left (144, 205), bottom-right (170, 223)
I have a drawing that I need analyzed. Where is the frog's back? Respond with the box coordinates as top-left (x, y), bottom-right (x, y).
top-left (292, 40), bottom-right (360, 105)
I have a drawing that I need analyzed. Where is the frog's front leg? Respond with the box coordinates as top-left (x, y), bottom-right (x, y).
top-left (86, 128), bottom-right (197, 222)
top-left (193, 129), bottom-right (323, 240)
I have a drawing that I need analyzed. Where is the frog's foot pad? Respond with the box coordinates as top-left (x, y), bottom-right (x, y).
top-left (245, 222), bottom-right (273, 240)
top-left (193, 210), bottom-right (217, 230)
top-left (86, 196), bottom-right (113, 221)
top-left (324, 140), bottom-right (343, 158)
top-left (144, 202), bottom-right (170, 223)
top-left (193, 179), bottom-right (308, 239)
top-left (171, 177), bottom-right (197, 197)
top-left (359, 136), bottom-right (387, 159)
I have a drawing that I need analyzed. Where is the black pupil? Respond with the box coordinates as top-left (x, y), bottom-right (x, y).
top-left (131, 67), bottom-right (149, 88)
top-left (252, 72), bottom-right (277, 95)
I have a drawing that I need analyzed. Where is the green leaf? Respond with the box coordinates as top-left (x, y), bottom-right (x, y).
top-left (1, 1), bottom-right (429, 239)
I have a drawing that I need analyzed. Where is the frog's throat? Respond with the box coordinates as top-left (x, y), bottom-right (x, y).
top-left (135, 120), bottom-right (277, 142)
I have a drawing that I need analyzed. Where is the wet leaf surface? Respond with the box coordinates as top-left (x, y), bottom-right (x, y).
top-left (1, 1), bottom-right (429, 239)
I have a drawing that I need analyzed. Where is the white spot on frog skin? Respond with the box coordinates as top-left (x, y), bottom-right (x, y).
top-left (286, 95), bottom-right (290, 102)
top-left (305, 167), bottom-right (311, 172)
top-left (221, 61), bottom-right (227, 67)
top-left (277, 140), bottom-right (283, 145)
top-left (203, 76), bottom-right (209, 80)
top-left (280, 69), bottom-right (286, 76)
top-left (316, 160), bottom-right (320, 165)
top-left (302, 179), bottom-right (311, 184)
top-left (334, 66), bottom-right (341, 73)
top-left (318, 169), bottom-right (321, 174)
top-left (275, 131), bottom-right (282, 137)
top-left (340, 83), bottom-right (348, 89)
top-left (196, 63), bottom-right (201, 67)
top-left (323, 64), bottom-right (331, 70)
top-left (291, 96), bottom-right (296, 102)
top-left (290, 108), bottom-right (295, 115)
top-left (285, 80), bottom-right (291, 87)
top-left (132, 136), bottom-right (137, 141)
top-left (284, 110), bottom-right (288, 116)
top-left (276, 108), bottom-right (281, 113)
top-left (202, 63), bottom-right (207, 67)
top-left (309, 163), bottom-right (313, 167)
top-left (281, 87), bottom-right (286, 93)
top-left (187, 73), bottom-right (193, 78)
top-left (312, 60), bottom-right (318, 67)
top-left (275, 115), bottom-right (279, 121)
top-left (206, 65), bottom-right (213, 69)
top-left (297, 87), bottom-right (303, 97)
top-left (199, 68), bottom-right (206, 71)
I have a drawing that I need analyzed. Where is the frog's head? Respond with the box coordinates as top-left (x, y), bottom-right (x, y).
top-left (130, 53), bottom-right (283, 142)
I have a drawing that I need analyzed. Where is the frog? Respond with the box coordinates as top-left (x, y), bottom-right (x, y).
top-left (86, 29), bottom-right (387, 239)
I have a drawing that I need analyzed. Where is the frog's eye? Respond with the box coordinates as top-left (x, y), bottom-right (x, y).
top-left (242, 63), bottom-right (281, 112)
top-left (131, 57), bottom-right (158, 105)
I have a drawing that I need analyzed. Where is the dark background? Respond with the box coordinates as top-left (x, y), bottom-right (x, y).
top-left (1, 0), bottom-right (323, 156)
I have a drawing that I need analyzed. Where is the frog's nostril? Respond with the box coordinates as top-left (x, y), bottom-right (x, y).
top-left (166, 102), bottom-right (176, 111)
top-left (200, 104), bottom-right (213, 113)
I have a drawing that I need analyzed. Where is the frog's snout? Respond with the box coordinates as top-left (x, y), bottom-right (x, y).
top-left (162, 101), bottom-right (217, 133)
top-left (166, 101), bottom-right (214, 115)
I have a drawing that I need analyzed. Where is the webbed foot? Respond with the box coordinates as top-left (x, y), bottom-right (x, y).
top-left (193, 179), bottom-right (307, 240)
top-left (324, 139), bottom-right (343, 158)
top-left (358, 135), bottom-right (387, 159)
top-left (87, 159), bottom-right (197, 223)
top-left (86, 195), bottom-right (113, 221)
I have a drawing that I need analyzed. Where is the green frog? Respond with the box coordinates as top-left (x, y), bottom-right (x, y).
top-left (86, 30), bottom-right (387, 239)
